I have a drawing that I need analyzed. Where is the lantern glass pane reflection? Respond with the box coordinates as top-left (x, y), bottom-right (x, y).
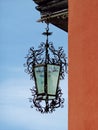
top-left (34, 66), bottom-right (45, 95)
top-left (47, 64), bottom-right (60, 96)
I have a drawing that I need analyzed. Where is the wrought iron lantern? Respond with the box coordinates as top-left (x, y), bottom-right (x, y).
top-left (24, 23), bottom-right (67, 113)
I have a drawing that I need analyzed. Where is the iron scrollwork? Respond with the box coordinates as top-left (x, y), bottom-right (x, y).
top-left (25, 42), bottom-right (67, 80)
top-left (29, 87), bottom-right (65, 113)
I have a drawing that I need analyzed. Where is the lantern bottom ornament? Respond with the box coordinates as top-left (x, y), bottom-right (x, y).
top-left (29, 86), bottom-right (64, 113)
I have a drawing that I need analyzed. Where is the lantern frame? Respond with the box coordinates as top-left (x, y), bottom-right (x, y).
top-left (34, 64), bottom-right (61, 100)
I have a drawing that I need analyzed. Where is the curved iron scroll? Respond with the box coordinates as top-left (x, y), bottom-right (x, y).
top-left (24, 42), bottom-right (68, 80)
top-left (29, 87), bottom-right (64, 113)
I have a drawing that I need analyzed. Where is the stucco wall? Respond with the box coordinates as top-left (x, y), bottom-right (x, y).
top-left (68, 0), bottom-right (98, 129)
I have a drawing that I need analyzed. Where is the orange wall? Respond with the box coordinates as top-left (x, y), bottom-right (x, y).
top-left (68, 0), bottom-right (98, 129)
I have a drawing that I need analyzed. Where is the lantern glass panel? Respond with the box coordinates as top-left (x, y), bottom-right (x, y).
top-left (47, 64), bottom-right (60, 96)
top-left (34, 66), bottom-right (45, 95)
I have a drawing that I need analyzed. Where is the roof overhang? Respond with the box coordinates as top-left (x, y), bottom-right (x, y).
top-left (33, 0), bottom-right (68, 32)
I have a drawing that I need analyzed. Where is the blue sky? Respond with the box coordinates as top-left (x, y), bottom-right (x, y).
top-left (0, 0), bottom-right (68, 130)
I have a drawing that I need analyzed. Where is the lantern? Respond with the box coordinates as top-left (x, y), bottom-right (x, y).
top-left (24, 23), bottom-right (67, 113)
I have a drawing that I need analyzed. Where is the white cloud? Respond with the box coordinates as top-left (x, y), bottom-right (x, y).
top-left (0, 77), bottom-right (68, 130)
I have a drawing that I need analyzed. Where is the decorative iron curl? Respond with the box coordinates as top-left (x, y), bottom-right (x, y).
top-left (48, 42), bottom-right (68, 79)
top-left (24, 42), bottom-right (68, 80)
top-left (29, 86), bottom-right (64, 113)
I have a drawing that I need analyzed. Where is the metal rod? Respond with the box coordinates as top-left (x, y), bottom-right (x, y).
top-left (45, 23), bottom-right (49, 108)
